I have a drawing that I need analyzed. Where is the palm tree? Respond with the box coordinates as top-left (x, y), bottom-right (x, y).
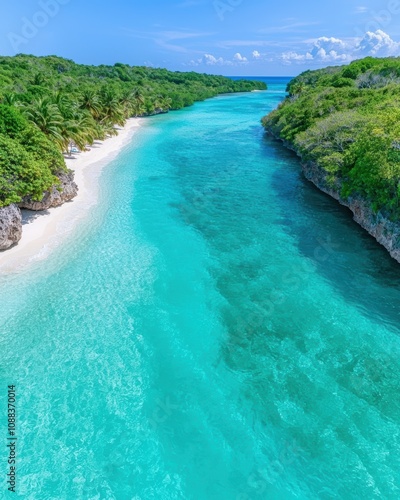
top-left (144, 99), bottom-right (156, 116)
top-left (154, 95), bottom-right (172, 113)
top-left (98, 88), bottom-right (125, 126)
top-left (132, 101), bottom-right (145, 117)
top-left (22, 98), bottom-right (64, 145)
top-left (79, 89), bottom-right (101, 120)
top-left (133, 88), bottom-right (145, 106)
top-left (119, 89), bottom-right (136, 118)
top-left (290, 82), bottom-right (306, 97)
top-left (46, 92), bottom-right (97, 153)
top-left (1, 92), bottom-right (18, 106)
top-left (54, 91), bottom-right (76, 120)
top-left (101, 122), bottom-right (119, 138)
top-left (93, 122), bottom-right (107, 141)
top-left (153, 95), bottom-right (163, 112)
top-left (58, 113), bottom-right (97, 154)
top-left (161, 96), bottom-right (172, 111)
top-left (31, 73), bottom-right (46, 86)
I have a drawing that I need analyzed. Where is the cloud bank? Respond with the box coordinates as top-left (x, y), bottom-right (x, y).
top-left (186, 30), bottom-right (400, 70)
top-left (281, 30), bottom-right (400, 65)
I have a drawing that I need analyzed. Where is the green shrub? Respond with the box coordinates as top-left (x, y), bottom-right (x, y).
top-left (0, 135), bottom-right (56, 207)
top-left (263, 57), bottom-right (400, 219)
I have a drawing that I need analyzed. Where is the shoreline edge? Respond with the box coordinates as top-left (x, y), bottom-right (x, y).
top-left (0, 118), bottom-right (142, 274)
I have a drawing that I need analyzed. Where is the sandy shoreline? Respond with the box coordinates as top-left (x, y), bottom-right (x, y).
top-left (0, 118), bottom-right (142, 274)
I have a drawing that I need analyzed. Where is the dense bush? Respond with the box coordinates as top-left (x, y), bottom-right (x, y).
top-left (262, 56), bottom-right (400, 219)
top-left (0, 105), bottom-right (63, 205)
top-left (0, 104), bottom-right (26, 137)
top-left (0, 134), bottom-right (56, 206)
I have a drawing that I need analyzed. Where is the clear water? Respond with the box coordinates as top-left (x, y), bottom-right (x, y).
top-left (1, 79), bottom-right (400, 499)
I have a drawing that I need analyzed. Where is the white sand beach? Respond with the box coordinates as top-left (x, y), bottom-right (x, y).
top-left (0, 118), bottom-right (142, 273)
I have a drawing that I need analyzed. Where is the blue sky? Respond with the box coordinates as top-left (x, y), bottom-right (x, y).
top-left (2, 0), bottom-right (400, 75)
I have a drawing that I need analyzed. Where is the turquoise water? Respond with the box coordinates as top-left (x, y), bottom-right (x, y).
top-left (1, 79), bottom-right (400, 499)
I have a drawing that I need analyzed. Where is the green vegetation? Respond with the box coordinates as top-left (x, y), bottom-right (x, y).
top-left (0, 105), bottom-right (64, 206)
top-left (0, 54), bottom-right (266, 208)
top-left (262, 57), bottom-right (400, 218)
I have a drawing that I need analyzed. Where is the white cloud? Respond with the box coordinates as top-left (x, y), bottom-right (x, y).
top-left (187, 29), bottom-right (400, 69)
top-left (281, 51), bottom-right (313, 63)
top-left (281, 36), bottom-right (351, 64)
top-left (356, 29), bottom-right (400, 56)
top-left (201, 53), bottom-right (233, 65)
top-left (309, 36), bottom-right (347, 59)
top-left (188, 53), bottom-right (232, 66)
top-left (203, 54), bottom-right (223, 65)
top-left (189, 52), bottom-right (252, 66)
top-left (281, 30), bottom-right (400, 65)
top-left (233, 52), bottom-right (248, 62)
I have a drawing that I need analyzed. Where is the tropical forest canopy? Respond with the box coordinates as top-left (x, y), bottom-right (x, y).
top-left (262, 56), bottom-right (400, 219)
top-left (0, 54), bottom-right (266, 208)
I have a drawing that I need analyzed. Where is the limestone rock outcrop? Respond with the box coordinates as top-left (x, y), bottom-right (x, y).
top-left (0, 204), bottom-right (22, 251)
top-left (19, 171), bottom-right (78, 211)
top-left (301, 161), bottom-right (400, 264)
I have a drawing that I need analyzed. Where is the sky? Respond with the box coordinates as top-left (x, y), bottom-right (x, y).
top-left (2, 0), bottom-right (400, 76)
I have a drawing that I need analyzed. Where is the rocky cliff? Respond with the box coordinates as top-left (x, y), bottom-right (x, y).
top-left (268, 131), bottom-right (400, 264)
top-left (19, 171), bottom-right (78, 211)
top-left (0, 204), bottom-right (22, 251)
top-left (0, 170), bottom-right (78, 251)
top-left (300, 161), bottom-right (400, 264)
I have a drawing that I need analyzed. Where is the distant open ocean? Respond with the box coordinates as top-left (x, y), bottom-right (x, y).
top-left (231, 75), bottom-right (292, 87)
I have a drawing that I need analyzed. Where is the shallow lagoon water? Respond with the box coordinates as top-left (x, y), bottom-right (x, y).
top-left (1, 79), bottom-right (400, 499)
